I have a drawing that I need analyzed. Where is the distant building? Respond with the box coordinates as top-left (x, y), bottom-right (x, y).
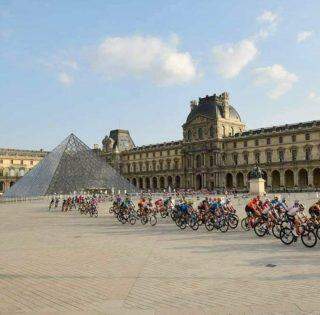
top-left (0, 148), bottom-right (47, 194)
top-left (101, 92), bottom-right (320, 191)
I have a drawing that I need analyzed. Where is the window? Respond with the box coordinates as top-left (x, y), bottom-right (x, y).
top-left (187, 130), bottom-right (192, 141)
top-left (0, 169), bottom-right (3, 176)
top-left (159, 161), bottom-right (163, 170)
top-left (231, 127), bottom-right (234, 136)
top-left (244, 141), bottom-right (247, 148)
top-left (279, 150), bottom-right (284, 162)
top-left (167, 150), bottom-right (170, 156)
top-left (255, 139), bottom-right (259, 146)
top-left (222, 126), bottom-right (226, 137)
top-left (266, 151), bottom-right (272, 163)
top-left (20, 160), bottom-right (23, 165)
top-left (279, 136), bottom-right (283, 144)
top-left (210, 156), bottom-right (214, 167)
top-left (187, 157), bottom-right (191, 168)
top-left (292, 134), bottom-right (296, 142)
top-left (267, 138), bottom-right (271, 145)
top-left (196, 155), bottom-right (202, 168)
top-left (291, 148), bottom-right (297, 161)
top-left (160, 151), bottom-right (162, 156)
top-left (221, 154), bottom-right (226, 163)
top-left (153, 152), bottom-right (155, 157)
top-left (198, 128), bottom-right (203, 140)
top-left (0, 159), bottom-right (3, 164)
top-left (174, 160), bottom-right (179, 170)
top-left (305, 133), bottom-right (310, 141)
top-left (306, 147), bottom-right (312, 161)
top-left (233, 141), bottom-right (237, 148)
top-left (175, 149), bottom-right (178, 155)
top-left (11, 160), bottom-right (13, 164)
top-left (243, 153), bottom-right (248, 165)
top-left (210, 126), bottom-right (214, 138)
top-left (233, 153), bottom-right (238, 166)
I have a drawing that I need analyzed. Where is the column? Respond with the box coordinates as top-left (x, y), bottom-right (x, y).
top-left (280, 170), bottom-right (285, 187)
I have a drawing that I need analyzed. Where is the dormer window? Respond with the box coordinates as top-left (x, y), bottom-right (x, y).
top-left (187, 130), bottom-right (192, 141)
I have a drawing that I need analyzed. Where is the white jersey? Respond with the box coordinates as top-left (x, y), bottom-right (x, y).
top-left (287, 205), bottom-right (299, 216)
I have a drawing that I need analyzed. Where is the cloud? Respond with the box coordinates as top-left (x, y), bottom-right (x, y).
top-left (297, 31), bottom-right (313, 43)
top-left (308, 91), bottom-right (320, 101)
top-left (92, 35), bottom-right (198, 85)
top-left (253, 64), bottom-right (298, 99)
top-left (255, 10), bottom-right (278, 40)
top-left (257, 11), bottom-right (278, 24)
top-left (58, 72), bottom-right (74, 86)
top-left (212, 39), bottom-right (258, 78)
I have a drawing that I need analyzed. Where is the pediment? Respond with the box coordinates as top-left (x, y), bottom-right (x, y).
top-left (184, 115), bottom-right (213, 127)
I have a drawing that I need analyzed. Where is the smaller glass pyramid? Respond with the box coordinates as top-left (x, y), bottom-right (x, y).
top-left (4, 134), bottom-right (137, 198)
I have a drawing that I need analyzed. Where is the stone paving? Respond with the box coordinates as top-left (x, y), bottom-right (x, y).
top-left (1, 198), bottom-right (320, 314)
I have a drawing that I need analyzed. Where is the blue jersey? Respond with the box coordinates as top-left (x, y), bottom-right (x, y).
top-left (179, 204), bottom-right (189, 213)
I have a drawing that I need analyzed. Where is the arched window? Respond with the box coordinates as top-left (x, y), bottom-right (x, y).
top-left (198, 128), bottom-right (203, 140)
top-left (222, 126), bottom-right (226, 137)
top-left (231, 127), bottom-right (234, 136)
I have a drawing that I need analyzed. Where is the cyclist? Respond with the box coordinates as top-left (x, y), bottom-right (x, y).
top-left (309, 200), bottom-right (320, 220)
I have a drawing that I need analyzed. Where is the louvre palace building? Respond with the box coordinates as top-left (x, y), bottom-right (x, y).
top-left (101, 92), bottom-right (320, 192)
top-left (0, 148), bottom-right (46, 194)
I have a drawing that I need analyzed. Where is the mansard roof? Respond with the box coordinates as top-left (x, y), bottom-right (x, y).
top-left (231, 120), bottom-right (320, 139)
top-left (123, 140), bottom-right (183, 153)
top-left (0, 148), bottom-right (47, 157)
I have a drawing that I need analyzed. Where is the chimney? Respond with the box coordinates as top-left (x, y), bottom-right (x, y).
top-left (190, 100), bottom-right (197, 111)
top-left (221, 92), bottom-right (230, 119)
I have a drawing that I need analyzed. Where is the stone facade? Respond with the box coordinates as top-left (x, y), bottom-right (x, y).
top-left (0, 148), bottom-right (47, 194)
top-left (101, 92), bottom-right (320, 192)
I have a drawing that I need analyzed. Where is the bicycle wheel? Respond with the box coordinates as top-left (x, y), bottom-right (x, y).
top-left (219, 219), bottom-right (229, 233)
top-left (141, 216), bottom-right (148, 225)
top-left (280, 227), bottom-right (295, 245)
top-left (241, 218), bottom-right (250, 231)
top-left (228, 214), bottom-right (239, 229)
top-left (191, 220), bottom-right (199, 231)
top-left (205, 219), bottom-right (214, 231)
top-left (129, 216), bottom-right (136, 225)
top-left (178, 219), bottom-right (187, 230)
top-left (254, 221), bottom-right (268, 237)
top-left (301, 230), bottom-right (317, 248)
top-left (272, 224), bottom-right (281, 239)
top-left (150, 215), bottom-right (157, 226)
top-left (161, 211), bottom-right (168, 218)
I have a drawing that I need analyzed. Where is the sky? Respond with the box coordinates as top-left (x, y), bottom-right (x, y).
top-left (1, 0), bottom-right (320, 150)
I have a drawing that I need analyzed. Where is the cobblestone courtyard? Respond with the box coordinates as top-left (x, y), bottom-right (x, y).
top-left (1, 199), bottom-right (320, 314)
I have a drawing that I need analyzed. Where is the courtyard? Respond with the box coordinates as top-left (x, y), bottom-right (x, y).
top-left (1, 198), bottom-right (320, 314)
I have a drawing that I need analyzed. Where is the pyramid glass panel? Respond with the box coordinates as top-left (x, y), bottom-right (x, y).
top-left (4, 134), bottom-right (137, 198)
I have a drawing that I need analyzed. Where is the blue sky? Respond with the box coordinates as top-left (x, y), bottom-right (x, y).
top-left (1, 0), bottom-right (319, 150)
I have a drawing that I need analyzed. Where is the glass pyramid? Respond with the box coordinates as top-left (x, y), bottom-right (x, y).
top-left (4, 133), bottom-right (137, 198)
